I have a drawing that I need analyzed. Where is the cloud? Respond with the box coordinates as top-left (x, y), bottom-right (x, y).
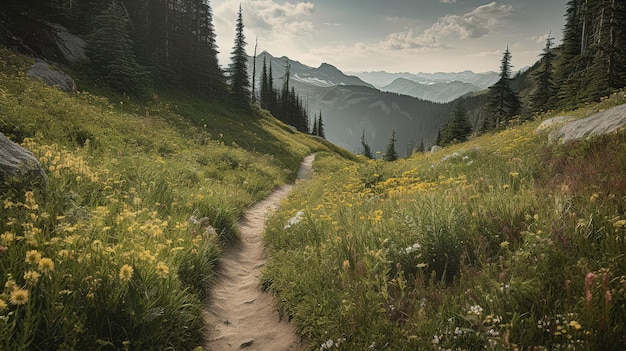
top-left (379, 1), bottom-right (515, 51)
top-left (439, 0), bottom-right (457, 3)
top-left (216, 1), bottom-right (315, 40)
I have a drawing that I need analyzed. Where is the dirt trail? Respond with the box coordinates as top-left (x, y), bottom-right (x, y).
top-left (203, 154), bottom-right (315, 351)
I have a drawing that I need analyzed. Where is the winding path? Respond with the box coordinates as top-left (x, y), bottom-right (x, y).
top-left (203, 155), bottom-right (315, 351)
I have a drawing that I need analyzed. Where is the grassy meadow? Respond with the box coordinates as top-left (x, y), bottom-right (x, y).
top-left (263, 91), bottom-right (626, 350)
top-left (0, 48), bottom-right (341, 350)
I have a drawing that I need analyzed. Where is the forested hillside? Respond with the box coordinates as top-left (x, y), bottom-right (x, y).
top-left (3, 0), bottom-right (224, 98)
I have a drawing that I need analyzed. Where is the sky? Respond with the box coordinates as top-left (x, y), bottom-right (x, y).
top-left (211, 0), bottom-right (568, 74)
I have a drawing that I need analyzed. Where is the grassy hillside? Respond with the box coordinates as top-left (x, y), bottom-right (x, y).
top-left (0, 48), bottom-right (348, 350)
top-left (263, 91), bottom-right (626, 350)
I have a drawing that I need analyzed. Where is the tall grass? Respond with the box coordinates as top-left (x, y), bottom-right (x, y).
top-left (263, 91), bottom-right (626, 350)
top-left (0, 48), bottom-right (334, 350)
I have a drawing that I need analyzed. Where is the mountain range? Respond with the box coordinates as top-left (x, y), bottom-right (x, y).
top-left (249, 52), bottom-right (493, 155)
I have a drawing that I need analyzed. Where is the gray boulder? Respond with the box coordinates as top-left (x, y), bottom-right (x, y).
top-left (27, 60), bottom-right (76, 92)
top-left (0, 133), bottom-right (47, 188)
top-left (551, 104), bottom-right (626, 143)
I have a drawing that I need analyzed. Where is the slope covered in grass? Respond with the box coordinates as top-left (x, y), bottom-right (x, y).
top-left (263, 91), bottom-right (626, 350)
top-left (0, 48), bottom-right (343, 350)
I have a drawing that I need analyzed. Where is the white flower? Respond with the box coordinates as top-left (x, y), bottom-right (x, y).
top-left (469, 305), bottom-right (484, 315)
top-left (404, 242), bottom-right (421, 254)
top-left (320, 339), bottom-right (334, 350)
top-left (284, 211), bottom-right (305, 229)
top-left (432, 335), bottom-right (441, 344)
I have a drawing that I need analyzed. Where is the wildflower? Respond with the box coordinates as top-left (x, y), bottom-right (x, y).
top-left (284, 211), bottom-right (305, 229)
top-left (509, 172), bottom-right (519, 178)
top-left (404, 242), bottom-right (421, 254)
top-left (23, 270), bottom-right (41, 285)
top-left (156, 262), bottom-right (169, 278)
top-left (500, 241), bottom-right (510, 249)
top-left (25, 250), bottom-right (42, 265)
top-left (320, 339), bottom-right (334, 350)
top-left (342, 260), bottom-right (350, 272)
top-left (119, 264), bottom-right (134, 282)
top-left (10, 288), bottom-right (28, 305)
top-left (0, 299), bottom-right (7, 312)
top-left (469, 305), bottom-right (484, 315)
top-left (1, 231), bottom-right (15, 245)
top-left (38, 257), bottom-right (55, 273)
top-left (569, 320), bottom-right (582, 330)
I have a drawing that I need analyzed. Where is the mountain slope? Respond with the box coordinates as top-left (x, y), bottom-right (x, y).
top-left (381, 78), bottom-right (480, 103)
top-left (249, 53), bottom-right (454, 155)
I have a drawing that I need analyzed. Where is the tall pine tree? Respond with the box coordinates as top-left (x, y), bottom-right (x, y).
top-left (383, 129), bottom-right (398, 162)
top-left (361, 130), bottom-right (373, 159)
top-left (530, 33), bottom-right (557, 113)
top-left (484, 46), bottom-right (521, 129)
top-left (86, 0), bottom-right (151, 98)
top-left (228, 5), bottom-right (250, 106)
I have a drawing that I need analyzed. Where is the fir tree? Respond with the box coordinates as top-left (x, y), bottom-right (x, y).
top-left (228, 5), bottom-right (250, 105)
top-left (382, 129), bottom-right (398, 162)
top-left (440, 103), bottom-right (472, 145)
top-left (556, 0), bottom-right (584, 107)
top-left (484, 46), bottom-right (521, 128)
top-left (260, 55), bottom-right (270, 109)
top-left (530, 33), bottom-right (557, 113)
top-left (86, 0), bottom-right (151, 98)
top-left (317, 112), bottom-right (325, 139)
top-left (361, 130), bottom-right (373, 159)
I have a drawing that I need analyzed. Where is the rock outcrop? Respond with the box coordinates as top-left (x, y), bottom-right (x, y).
top-left (27, 60), bottom-right (76, 92)
top-left (0, 9), bottom-right (86, 65)
top-left (0, 133), bottom-right (47, 188)
top-left (538, 104), bottom-right (626, 143)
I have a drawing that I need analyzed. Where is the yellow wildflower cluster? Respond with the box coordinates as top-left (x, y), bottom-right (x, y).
top-left (24, 139), bottom-right (102, 182)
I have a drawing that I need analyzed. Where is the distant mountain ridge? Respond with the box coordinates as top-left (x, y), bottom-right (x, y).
top-left (247, 52), bottom-right (482, 155)
top-left (250, 52), bottom-right (374, 89)
top-left (350, 70), bottom-right (499, 90)
top-left (381, 78), bottom-right (480, 103)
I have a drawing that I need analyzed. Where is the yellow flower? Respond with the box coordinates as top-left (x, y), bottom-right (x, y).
top-left (0, 299), bottom-right (7, 312)
top-left (38, 257), bottom-right (55, 273)
top-left (156, 262), bottom-right (169, 278)
top-left (23, 270), bottom-right (41, 285)
top-left (25, 250), bottom-right (42, 265)
top-left (10, 288), bottom-right (29, 305)
top-left (119, 264), bottom-right (134, 282)
top-left (500, 241), bottom-right (510, 249)
top-left (569, 320), bottom-right (582, 330)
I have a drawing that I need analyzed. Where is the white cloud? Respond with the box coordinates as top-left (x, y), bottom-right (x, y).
top-left (439, 0), bottom-right (457, 3)
top-left (379, 2), bottom-right (515, 51)
top-left (215, 1), bottom-right (315, 42)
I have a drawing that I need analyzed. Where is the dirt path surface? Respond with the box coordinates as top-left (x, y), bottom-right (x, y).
top-left (203, 154), bottom-right (315, 351)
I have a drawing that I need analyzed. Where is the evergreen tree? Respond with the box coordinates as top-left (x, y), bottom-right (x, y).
top-left (260, 55), bottom-right (270, 109)
top-left (530, 33), bottom-right (557, 113)
top-left (484, 46), bottom-right (521, 128)
top-left (382, 129), bottom-right (398, 162)
top-left (317, 112), bottom-right (325, 139)
top-left (251, 38), bottom-right (258, 104)
top-left (440, 103), bottom-right (472, 145)
top-left (361, 130), bottom-right (373, 159)
top-left (417, 140), bottom-right (425, 153)
top-left (86, 0), bottom-right (151, 98)
top-left (228, 5), bottom-right (250, 105)
top-left (579, 0), bottom-right (626, 100)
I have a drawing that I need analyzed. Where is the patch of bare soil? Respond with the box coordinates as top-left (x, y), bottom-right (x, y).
top-left (203, 155), bottom-right (315, 351)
